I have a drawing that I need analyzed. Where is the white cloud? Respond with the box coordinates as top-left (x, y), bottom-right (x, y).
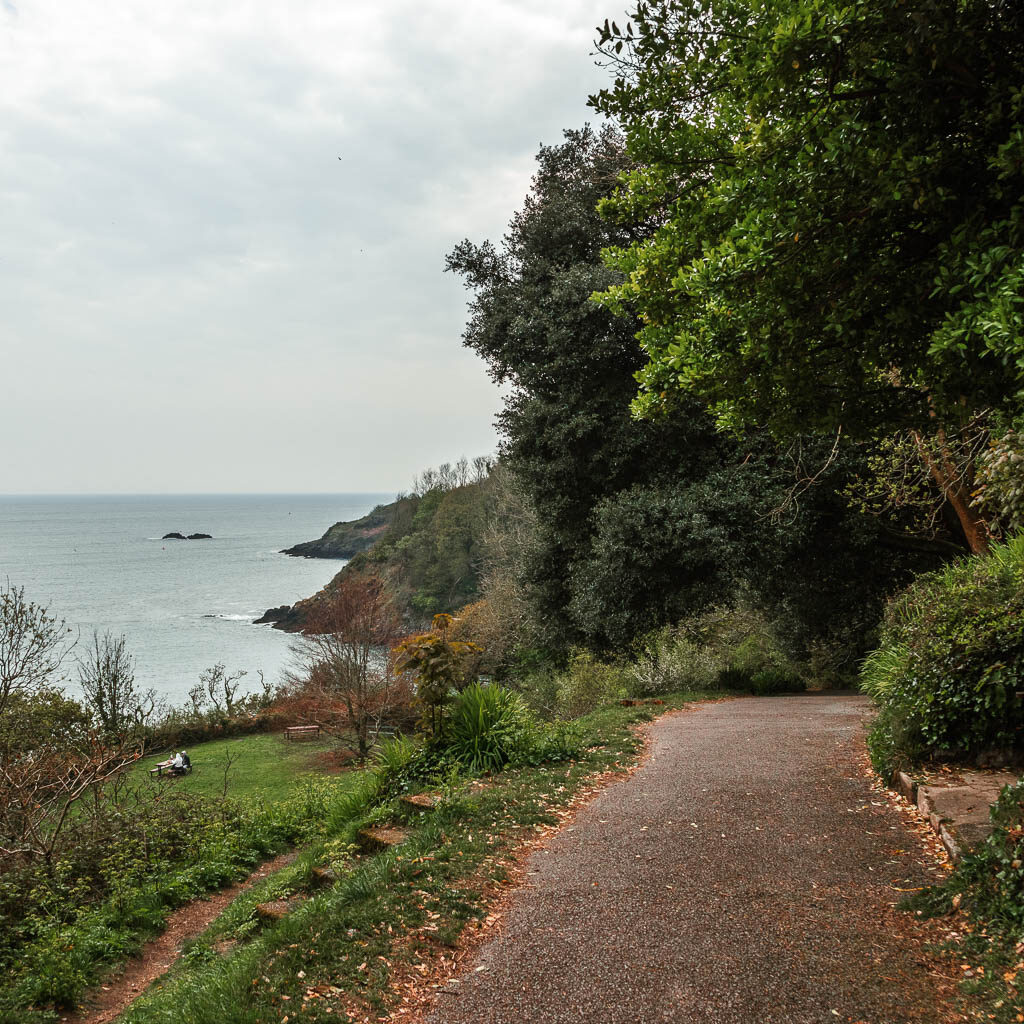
top-left (0, 0), bottom-right (623, 492)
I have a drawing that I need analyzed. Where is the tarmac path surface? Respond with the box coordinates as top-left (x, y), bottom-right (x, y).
top-left (426, 695), bottom-right (962, 1024)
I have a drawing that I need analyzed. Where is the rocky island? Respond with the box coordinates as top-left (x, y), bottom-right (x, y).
top-left (162, 532), bottom-right (213, 540)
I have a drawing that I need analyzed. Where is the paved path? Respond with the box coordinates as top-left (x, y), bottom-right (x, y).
top-left (427, 695), bottom-right (961, 1024)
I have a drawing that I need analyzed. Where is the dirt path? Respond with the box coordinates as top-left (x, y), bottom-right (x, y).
top-left (424, 695), bottom-right (965, 1024)
top-left (62, 849), bottom-right (298, 1024)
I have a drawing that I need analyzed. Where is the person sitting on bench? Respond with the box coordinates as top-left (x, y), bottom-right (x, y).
top-left (170, 751), bottom-right (191, 775)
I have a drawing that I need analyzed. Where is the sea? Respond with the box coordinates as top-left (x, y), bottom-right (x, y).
top-left (0, 494), bottom-right (393, 706)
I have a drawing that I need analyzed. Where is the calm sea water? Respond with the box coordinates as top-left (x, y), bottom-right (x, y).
top-left (0, 494), bottom-right (392, 705)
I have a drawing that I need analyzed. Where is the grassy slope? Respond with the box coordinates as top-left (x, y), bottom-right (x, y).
top-left (137, 733), bottom-right (343, 804)
top-left (0, 734), bottom-right (367, 1023)
top-left (120, 695), bottom-right (719, 1024)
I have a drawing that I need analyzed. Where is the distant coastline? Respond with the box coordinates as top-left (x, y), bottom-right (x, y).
top-left (0, 493), bottom-right (390, 701)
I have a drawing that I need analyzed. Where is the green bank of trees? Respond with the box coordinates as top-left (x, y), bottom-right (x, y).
top-left (342, 460), bottom-right (494, 620)
top-left (447, 126), bottom-right (934, 670)
top-left (578, 0), bottom-right (1024, 752)
top-left (590, 0), bottom-right (1024, 554)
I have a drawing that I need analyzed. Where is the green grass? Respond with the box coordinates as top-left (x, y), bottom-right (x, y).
top-left (119, 692), bottom-right (722, 1024)
top-left (137, 732), bottom-right (344, 803)
top-left (0, 727), bottom-right (382, 1024)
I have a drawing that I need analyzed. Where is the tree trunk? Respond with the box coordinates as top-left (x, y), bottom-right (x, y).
top-left (913, 430), bottom-right (991, 555)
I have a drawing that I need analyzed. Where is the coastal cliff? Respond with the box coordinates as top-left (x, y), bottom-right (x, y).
top-left (258, 476), bottom-right (492, 632)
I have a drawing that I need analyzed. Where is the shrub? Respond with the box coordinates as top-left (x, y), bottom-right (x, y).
top-left (862, 536), bottom-right (1024, 778)
top-left (729, 634), bottom-right (777, 677)
top-left (144, 709), bottom-right (283, 753)
top-left (650, 607), bottom-right (806, 692)
top-left (511, 669), bottom-right (561, 719)
top-left (514, 721), bottom-right (584, 766)
top-left (715, 667), bottom-right (751, 690)
top-left (629, 626), bottom-right (717, 696)
top-left (749, 668), bottom-right (807, 695)
top-left (370, 734), bottom-right (425, 799)
top-left (447, 684), bottom-right (530, 773)
top-left (555, 651), bottom-right (629, 719)
top-left (0, 765), bottom-right (364, 1018)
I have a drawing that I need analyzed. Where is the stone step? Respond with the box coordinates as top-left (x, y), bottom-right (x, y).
top-left (400, 792), bottom-right (439, 812)
top-left (310, 865), bottom-right (338, 887)
top-left (895, 768), bottom-right (1020, 862)
top-left (254, 897), bottom-right (299, 924)
top-left (358, 826), bottom-right (409, 854)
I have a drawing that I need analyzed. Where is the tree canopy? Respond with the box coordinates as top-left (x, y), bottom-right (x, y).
top-left (446, 126), bottom-right (736, 649)
top-left (591, 0), bottom-right (1024, 444)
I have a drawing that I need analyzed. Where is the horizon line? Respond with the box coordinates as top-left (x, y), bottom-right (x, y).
top-left (0, 490), bottom-right (401, 499)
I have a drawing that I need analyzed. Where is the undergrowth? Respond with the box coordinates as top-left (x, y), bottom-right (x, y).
top-left (0, 775), bottom-right (361, 1024)
top-left (904, 780), bottom-right (1024, 1021)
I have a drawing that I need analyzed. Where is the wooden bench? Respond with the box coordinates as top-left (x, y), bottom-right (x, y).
top-left (150, 760), bottom-right (192, 777)
top-left (284, 725), bottom-right (321, 742)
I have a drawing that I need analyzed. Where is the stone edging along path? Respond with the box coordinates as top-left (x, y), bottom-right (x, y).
top-left (894, 766), bottom-right (1020, 862)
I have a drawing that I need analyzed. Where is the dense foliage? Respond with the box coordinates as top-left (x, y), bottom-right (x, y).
top-left (863, 536), bottom-right (1024, 777)
top-left (591, 0), bottom-right (1024, 553)
top-left (592, 0), bottom-right (1024, 434)
top-left (393, 613), bottom-right (482, 734)
top-left (447, 126), bottom-right (932, 665)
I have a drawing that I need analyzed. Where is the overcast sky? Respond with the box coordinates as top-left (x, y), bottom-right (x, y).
top-left (1, 0), bottom-right (621, 494)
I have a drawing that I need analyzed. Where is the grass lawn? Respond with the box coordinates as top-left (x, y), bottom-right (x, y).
top-left (136, 731), bottom-right (353, 804)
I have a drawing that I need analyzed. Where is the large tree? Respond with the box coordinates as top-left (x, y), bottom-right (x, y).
top-left (591, 0), bottom-right (1024, 553)
top-left (447, 126), bottom-right (731, 650)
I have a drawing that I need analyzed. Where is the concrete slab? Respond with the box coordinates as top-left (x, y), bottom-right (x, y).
top-left (358, 825), bottom-right (409, 853)
top-left (919, 785), bottom-right (996, 826)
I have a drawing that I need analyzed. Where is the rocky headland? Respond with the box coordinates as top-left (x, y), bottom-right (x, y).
top-left (257, 481), bottom-right (486, 634)
top-left (253, 604), bottom-right (307, 631)
top-left (281, 502), bottom-right (395, 559)
top-left (256, 499), bottom-right (401, 631)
